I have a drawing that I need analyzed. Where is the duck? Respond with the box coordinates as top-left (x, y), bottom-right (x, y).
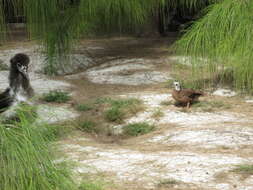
top-left (172, 81), bottom-right (204, 108)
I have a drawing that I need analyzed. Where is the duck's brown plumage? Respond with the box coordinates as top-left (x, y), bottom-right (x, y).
top-left (172, 88), bottom-right (204, 106)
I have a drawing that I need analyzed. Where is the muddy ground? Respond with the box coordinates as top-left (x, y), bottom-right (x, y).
top-left (1, 37), bottom-right (253, 190)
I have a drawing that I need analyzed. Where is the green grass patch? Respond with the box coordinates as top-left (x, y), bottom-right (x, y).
top-left (95, 97), bottom-right (141, 108)
top-left (40, 124), bottom-right (75, 141)
top-left (109, 98), bottom-right (142, 108)
top-left (94, 97), bottom-right (113, 105)
top-left (0, 109), bottom-right (77, 190)
top-left (192, 100), bottom-right (231, 112)
top-left (158, 178), bottom-right (179, 187)
top-left (75, 104), bottom-right (93, 112)
top-left (105, 107), bottom-right (124, 123)
top-left (0, 63), bottom-right (8, 70)
top-left (123, 122), bottom-right (154, 136)
top-left (1, 103), bottom-right (38, 125)
top-left (233, 164), bottom-right (253, 175)
top-left (160, 100), bottom-right (174, 106)
top-left (78, 120), bottom-right (97, 133)
top-left (101, 98), bottom-right (143, 123)
top-left (41, 90), bottom-right (71, 103)
top-left (151, 108), bottom-right (164, 119)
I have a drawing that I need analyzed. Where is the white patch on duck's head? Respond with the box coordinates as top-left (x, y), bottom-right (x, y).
top-left (173, 81), bottom-right (181, 91)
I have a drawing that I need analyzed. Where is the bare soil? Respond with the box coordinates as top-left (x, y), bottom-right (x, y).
top-left (1, 37), bottom-right (253, 190)
top-left (59, 38), bottom-right (253, 190)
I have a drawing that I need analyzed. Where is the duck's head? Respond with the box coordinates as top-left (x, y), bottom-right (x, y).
top-left (173, 81), bottom-right (181, 91)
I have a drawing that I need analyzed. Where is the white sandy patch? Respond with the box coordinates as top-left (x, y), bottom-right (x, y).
top-left (149, 127), bottom-right (253, 148)
top-left (93, 71), bottom-right (168, 85)
top-left (124, 109), bottom-right (246, 128)
top-left (85, 46), bottom-right (105, 50)
top-left (245, 99), bottom-right (253, 103)
top-left (213, 89), bottom-right (237, 97)
top-left (157, 111), bottom-right (245, 126)
top-left (63, 144), bottom-right (252, 189)
top-left (168, 56), bottom-right (193, 66)
top-left (0, 71), bottom-right (71, 94)
top-left (66, 63), bottom-right (151, 80)
top-left (215, 173), bottom-right (253, 190)
top-left (168, 56), bottom-right (210, 66)
top-left (30, 74), bottom-right (71, 94)
top-left (80, 58), bottom-right (171, 85)
top-left (94, 58), bottom-right (151, 68)
top-left (87, 63), bottom-right (151, 74)
top-left (119, 93), bottom-right (172, 108)
top-left (37, 105), bottom-right (79, 123)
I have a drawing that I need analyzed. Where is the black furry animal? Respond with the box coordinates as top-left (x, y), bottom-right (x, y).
top-left (0, 88), bottom-right (13, 113)
top-left (0, 53), bottom-right (34, 113)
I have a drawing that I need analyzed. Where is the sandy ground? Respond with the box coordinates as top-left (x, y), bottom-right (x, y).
top-left (61, 91), bottom-right (253, 190)
top-left (1, 37), bottom-right (253, 190)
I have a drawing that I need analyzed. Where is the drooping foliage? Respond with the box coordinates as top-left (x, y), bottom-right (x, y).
top-left (22, 0), bottom-right (165, 74)
top-left (2, 0), bottom-right (253, 91)
top-left (176, 0), bottom-right (253, 91)
top-left (1, 0), bottom-right (212, 74)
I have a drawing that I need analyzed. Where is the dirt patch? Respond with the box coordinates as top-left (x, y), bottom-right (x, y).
top-left (61, 141), bottom-right (252, 190)
top-left (66, 58), bottom-right (171, 85)
top-left (61, 90), bottom-right (253, 190)
top-left (57, 38), bottom-right (253, 190)
top-left (2, 38), bottom-right (253, 190)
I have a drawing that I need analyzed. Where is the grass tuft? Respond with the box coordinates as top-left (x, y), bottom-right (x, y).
top-left (123, 122), bottom-right (154, 136)
top-left (176, 0), bottom-right (253, 92)
top-left (233, 164), bottom-right (253, 175)
top-left (42, 90), bottom-right (71, 103)
top-left (1, 103), bottom-right (38, 125)
top-left (192, 100), bottom-right (231, 112)
top-left (157, 178), bottom-right (179, 187)
top-left (78, 120), bottom-right (97, 133)
top-left (160, 100), bottom-right (174, 106)
top-left (94, 97), bottom-right (113, 105)
top-left (40, 124), bottom-right (75, 141)
top-left (105, 107), bottom-right (124, 123)
top-left (151, 108), bottom-right (164, 120)
top-left (75, 104), bottom-right (93, 112)
top-left (102, 98), bottom-right (144, 123)
top-left (0, 63), bottom-right (8, 70)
